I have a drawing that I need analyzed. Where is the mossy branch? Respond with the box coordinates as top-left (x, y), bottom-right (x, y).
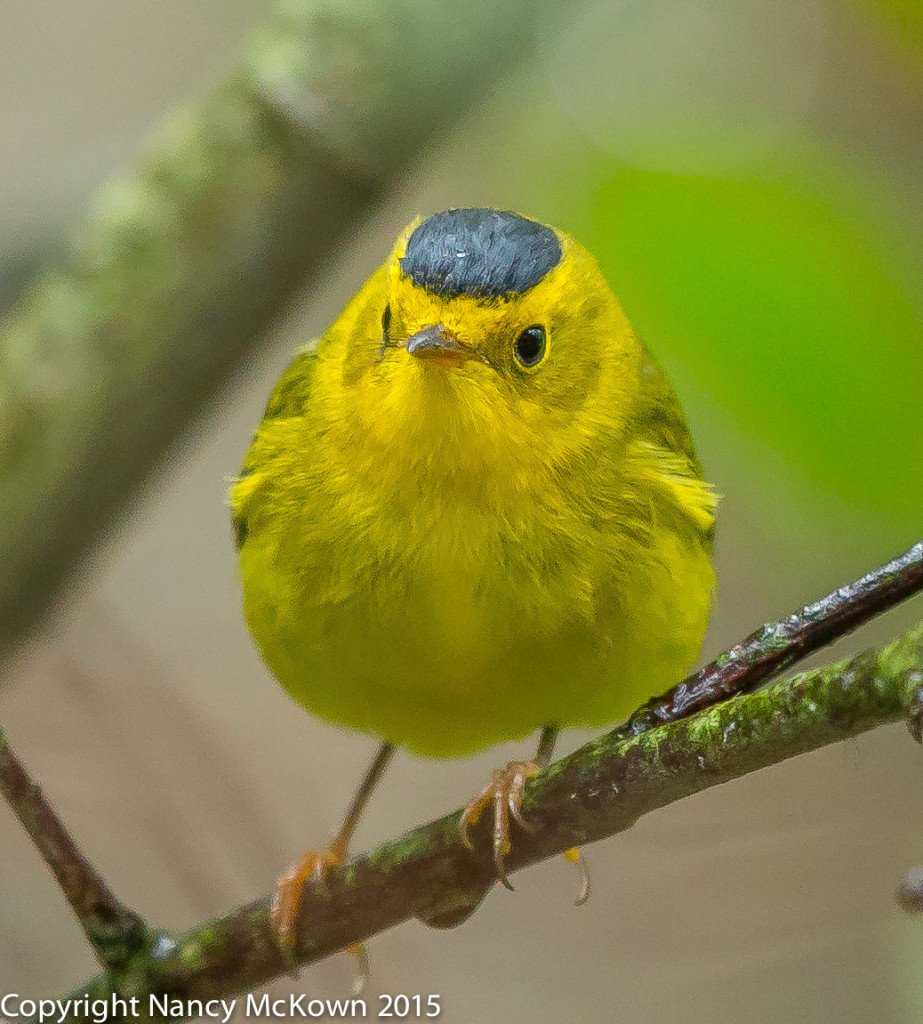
top-left (0, 0), bottom-right (569, 656)
top-left (5, 543), bottom-right (922, 1021)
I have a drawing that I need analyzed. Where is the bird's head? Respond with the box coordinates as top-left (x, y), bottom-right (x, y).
top-left (345, 209), bottom-right (644, 483)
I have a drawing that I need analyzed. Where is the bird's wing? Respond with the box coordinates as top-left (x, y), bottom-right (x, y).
top-left (230, 345), bottom-right (318, 550)
top-left (632, 341), bottom-right (716, 546)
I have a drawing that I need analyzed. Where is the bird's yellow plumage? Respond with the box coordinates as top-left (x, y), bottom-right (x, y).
top-left (231, 208), bottom-right (715, 950)
top-left (233, 209), bottom-right (714, 758)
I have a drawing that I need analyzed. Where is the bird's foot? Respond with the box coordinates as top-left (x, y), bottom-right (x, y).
top-left (271, 837), bottom-right (369, 990)
top-left (272, 840), bottom-right (345, 952)
top-left (459, 761), bottom-right (590, 904)
top-left (459, 760), bottom-right (540, 890)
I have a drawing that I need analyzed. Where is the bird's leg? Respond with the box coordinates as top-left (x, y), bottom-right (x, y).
top-left (272, 741), bottom-right (395, 985)
top-left (459, 726), bottom-right (589, 902)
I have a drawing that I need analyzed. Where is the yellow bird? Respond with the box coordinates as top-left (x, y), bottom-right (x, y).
top-left (231, 208), bottom-right (715, 954)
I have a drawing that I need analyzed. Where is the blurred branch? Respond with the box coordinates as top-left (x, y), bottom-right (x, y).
top-left (0, 729), bottom-right (146, 969)
top-left (19, 611), bottom-right (923, 1018)
top-left (896, 866), bottom-right (923, 913)
top-left (0, 0), bottom-right (569, 657)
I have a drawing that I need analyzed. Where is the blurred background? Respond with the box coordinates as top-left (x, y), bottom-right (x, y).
top-left (2, 0), bottom-right (923, 1021)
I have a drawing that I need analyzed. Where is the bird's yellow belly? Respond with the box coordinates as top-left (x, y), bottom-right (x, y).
top-left (241, 521), bottom-right (713, 758)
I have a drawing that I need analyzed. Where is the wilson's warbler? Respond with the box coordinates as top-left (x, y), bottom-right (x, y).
top-left (231, 208), bottom-right (715, 955)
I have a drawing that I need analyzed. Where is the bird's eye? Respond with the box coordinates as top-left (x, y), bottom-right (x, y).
top-left (381, 304), bottom-right (392, 337)
top-left (513, 325), bottom-right (546, 368)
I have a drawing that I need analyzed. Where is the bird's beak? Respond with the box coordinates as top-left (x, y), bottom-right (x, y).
top-left (405, 324), bottom-right (483, 368)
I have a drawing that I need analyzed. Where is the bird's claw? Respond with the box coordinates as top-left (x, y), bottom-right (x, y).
top-left (459, 762), bottom-right (591, 904)
top-left (460, 760), bottom-right (541, 890)
top-left (272, 842), bottom-right (370, 990)
top-left (564, 846), bottom-right (590, 906)
top-left (346, 942), bottom-right (371, 996)
top-left (271, 841), bottom-right (346, 960)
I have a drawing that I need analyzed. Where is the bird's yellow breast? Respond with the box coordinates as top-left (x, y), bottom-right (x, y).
top-left (232, 211), bottom-right (715, 757)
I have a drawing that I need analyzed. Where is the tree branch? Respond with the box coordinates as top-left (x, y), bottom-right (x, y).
top-left (5, 542), bottom-right (923, 1009)
top-left (0, 728), bottom-right (146, 969)
top-left (0, 0), bottom-right (570, 658)
top-left (17, 613), bottom-right (923, 1021)
top-left (628, 539), bottom-right (923, 733)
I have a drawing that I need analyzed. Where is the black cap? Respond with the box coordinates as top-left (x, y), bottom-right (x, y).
top-left (401, 208), bottom-right (562, 299)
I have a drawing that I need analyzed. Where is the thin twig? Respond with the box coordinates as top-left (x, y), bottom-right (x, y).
top-left (0, 727), bottom-right (147, 969)
top-left (627, 539), bottom-right (923, 734)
